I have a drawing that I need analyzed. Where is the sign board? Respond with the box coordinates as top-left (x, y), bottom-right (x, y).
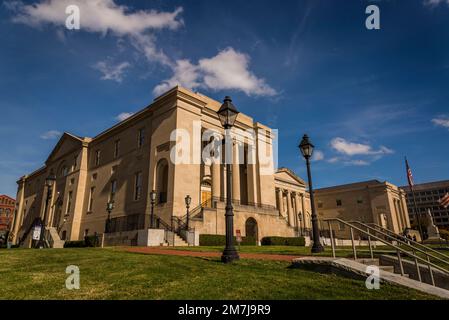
top-left (236, 229), bottom-right (242, 243)
top-left (32, 225), bottom-right (42, 241)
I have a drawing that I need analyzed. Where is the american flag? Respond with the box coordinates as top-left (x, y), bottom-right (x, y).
top-left (405, 157), bottom-right (414, 188)
top-left (440, 193), bottom-right (449, 209)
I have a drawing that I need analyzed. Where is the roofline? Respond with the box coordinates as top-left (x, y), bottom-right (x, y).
top-left (315, 179), bottom-right (387, 192)
top-left (400, 179), bottom-right (449, 190)
top-left (0, 195), bottom-right (16, 201)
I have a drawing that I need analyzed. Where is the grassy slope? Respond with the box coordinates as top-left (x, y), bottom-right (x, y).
top-left (0, 248), bottom-right (437, 300)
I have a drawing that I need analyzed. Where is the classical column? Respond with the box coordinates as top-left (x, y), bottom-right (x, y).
top-left (211, 161), bottom-right (220, 200)
top-left (295, 193), bottom-right (301, 228)
top-left (276, 188), bottom-right (283, 216)
top-left (286, 191), bottom-right (293, 226)
top-left (232, 140), bottom-right (241, 203)
top-left (300, 193), bottom-right (307, 229)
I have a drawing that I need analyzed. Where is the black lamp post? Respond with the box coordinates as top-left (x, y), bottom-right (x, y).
top-left (38, 171), bottom-right (56, 248)
top-left (185, 195), bottom-right (191, 230)
top-left (105, 200), bottom-right (114, 233)
top-left (299, 134), bottom-right (324, 253)
top-left (149, 190), bottom-right (157, 228)
top-left (217, 96), bottom-right (240, 263)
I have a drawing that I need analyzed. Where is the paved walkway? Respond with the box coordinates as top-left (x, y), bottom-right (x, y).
top-left (124, 247), bottom-right (301, 262)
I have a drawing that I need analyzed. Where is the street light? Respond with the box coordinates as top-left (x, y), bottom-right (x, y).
top-left (105, 200), bottom-right (114, 233)
top-left (217, 96), bottom-right (240, 263)
top-left (185, 195), bottom-right (191, 230)
top-left (149, 190), bottom-right (157, 228)
top-left (299, 134), bottom-right (324, 253)
top-left (38, 171), bottom-right (56, 248)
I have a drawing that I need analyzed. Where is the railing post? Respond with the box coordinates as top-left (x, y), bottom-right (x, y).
top-left (427, 255), bottom-right (435, 286)
top-left (397, 250), bottom-right (405, 276)
top-left (350, 227), bottom-right (357, 260)
top-left (328, 221), bottom-right (336, 258)
top-left (367, 228), bottom-right (373, 260)
top-left (414, 251), bottom-right (422, 282)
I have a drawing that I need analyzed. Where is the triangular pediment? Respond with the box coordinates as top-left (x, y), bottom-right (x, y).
top-left (45, 132), bottom-right (83, 164)
top-left (275, 167), bottom-right (306, 187)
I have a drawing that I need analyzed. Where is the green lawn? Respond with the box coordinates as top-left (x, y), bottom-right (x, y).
top-left (0, 248), bottom-right (438, 300)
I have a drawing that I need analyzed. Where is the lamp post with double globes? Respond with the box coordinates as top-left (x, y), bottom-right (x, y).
top-left (185, 195), bottom-right (191, 230)
top-left (149, 190), bottom-right (157, 228)
top-left (37, 171), bottom-right (56, 248)
top-left (299, 134), bottom-right (324, 253)
top-left (217, 96), bottom-right (240, 263)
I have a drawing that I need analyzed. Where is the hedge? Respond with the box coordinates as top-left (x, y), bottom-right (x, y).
top-left (199, 234), bottom-right (257, 246)
top-left (64, 235), bottom-right (101, 248)
top-left (261, 236), bottom-right (305, 246)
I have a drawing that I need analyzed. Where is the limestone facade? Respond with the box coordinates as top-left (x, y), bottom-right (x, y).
top-left (314, 180), bottom-right (411, 238)
top-left (11, 87), bottom-right (304, 244)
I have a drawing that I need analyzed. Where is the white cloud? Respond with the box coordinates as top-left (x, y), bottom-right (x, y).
top-left (330, 137), bottom-right (393, 156)
top-left (432, 117), bottom-right (449, 130)
top-left (312, 150), bottom-right (324, 162)
top-left (40, 130), bottom-right (61, 140)
top-left (198, 48), bottom-right (276, 96)
top-left (154, 48), bottom-right (277, 97)
top-left (94, 61), bottom-right (130, 82)
top-left (9, 1), bottom-right (275, 97)
top-left (345, 159), bottom-right (370, 166)
top-left (10, 0), bottom-right (183, 35)
top-left (423, 0), bottom-right (449, 6)
top-left (327, 157), bottom-right (340, 164)
top-left (115, 112), bottom-right (134, 121)
top-left (8, 0), bottom-right (183, 65)
top-left (153, 59), bottom-right (200, 96)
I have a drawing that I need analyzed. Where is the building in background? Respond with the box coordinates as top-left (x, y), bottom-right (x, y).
top-left (314, 180), bottom-right (410, 239)
top-left (401, 180), bottom-right (449, 229)
top-left (0, 195), bottom-right (15, 239)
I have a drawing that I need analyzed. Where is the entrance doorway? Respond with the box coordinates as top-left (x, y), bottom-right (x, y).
top-left (245, 218), bottom-right (258, 244)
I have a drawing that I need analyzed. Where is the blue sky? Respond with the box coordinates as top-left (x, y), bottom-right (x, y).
top-left (1, 0), bottom-right (449, 197)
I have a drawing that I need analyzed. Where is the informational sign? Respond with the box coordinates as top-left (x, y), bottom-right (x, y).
top-left (236, 229), bottom-right (242, 244)
top-left (32, 225), bottom-right (42, 241)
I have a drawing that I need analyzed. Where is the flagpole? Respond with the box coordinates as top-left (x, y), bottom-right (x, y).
top-left (405, 157), bottom-right (424, 241)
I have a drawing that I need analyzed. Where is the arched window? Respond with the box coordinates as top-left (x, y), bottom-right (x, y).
top-left (156, 159), bottom-right (169, 204)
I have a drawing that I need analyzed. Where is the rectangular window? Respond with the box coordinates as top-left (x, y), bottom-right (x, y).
top-left (114, 139), bottom-right (120, 158)
top-left (134, 172), bottom-right (142, 201)
top-left (336, 199), bottom-right (342, 207)
top-left (88, 187), bottom-right (95, 212)
top-left (73, 155), bottom-right (78, 171)
top-left (66, 191), bottom-right (73, 215)
top-left (110, 180), bottom-right (117, 201)
top-left (357, 197), bottom-right (363, 204)
top-left (137, 128), bottom-right (145, 148)
top-left (95, 150), bottom-right (101, 166)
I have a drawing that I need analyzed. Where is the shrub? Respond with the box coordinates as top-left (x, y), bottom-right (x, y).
top-left (84, 235), bottom-right (100, 247)
top-left (199, 234), bottom-right (257, 246)
top-left (64, 240), bottom-right (87, 248)
top-left (261, 236), bottom-right (305, 246)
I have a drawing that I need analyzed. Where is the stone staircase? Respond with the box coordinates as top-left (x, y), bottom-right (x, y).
top-left (357, 258), bottom-right (409, 278)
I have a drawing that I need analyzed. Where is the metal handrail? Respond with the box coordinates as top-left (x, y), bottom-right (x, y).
top-left (324, 218), bottom-right (449, 286)
top-left (365, 222), bottom-right (449, 261)
top-left (349, 221), bottom-right (449, 269)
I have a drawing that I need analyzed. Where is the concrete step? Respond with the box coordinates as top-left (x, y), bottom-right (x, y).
top-left (173, 234), bottom-right (189, 247)
top-left (379, 265), bottom-right (395, 273)
top-left (357, 258), bottom-right (380, 266)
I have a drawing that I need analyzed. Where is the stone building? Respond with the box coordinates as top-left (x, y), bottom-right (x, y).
top-left (11, 87), bottom-right (311, 246)
top-left (401, 180), bottom-right (449, 228)
top-left (314, 180), bottom-right (411, 238)
top-left (0, 195), bottom-right (15, 238)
